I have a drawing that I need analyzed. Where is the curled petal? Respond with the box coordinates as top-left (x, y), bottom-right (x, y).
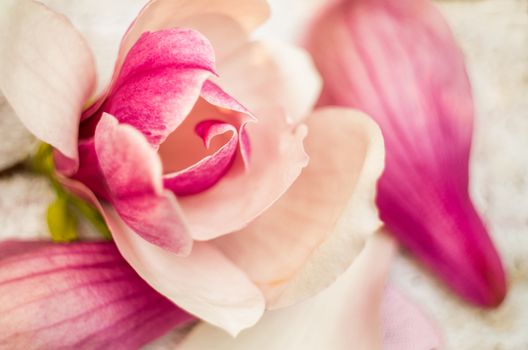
top-left (56, 176), bottom-right (265, 336)
top-left (305, 0), bottom-right (506, 306)
top-left (95, 113), bottom-right (192, 254)
top-left (214, 108), bottom-right (385, 307)
top-left (164, 120), bottom-right (239, 196)
top-left (0, 241), bottom-right (194, 349)
top-left (0, 0), bottom-right (96, 159)
top-left (102, 28), bottom-right (215, 147)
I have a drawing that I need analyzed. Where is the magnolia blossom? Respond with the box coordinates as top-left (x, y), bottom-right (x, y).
top-left (305, 0), bottom-right (506, 307)
top-left (0, 0), bottom-right (388, 346)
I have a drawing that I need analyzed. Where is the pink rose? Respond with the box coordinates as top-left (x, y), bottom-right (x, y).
top-left (0, 0), bottom-right (385, 345)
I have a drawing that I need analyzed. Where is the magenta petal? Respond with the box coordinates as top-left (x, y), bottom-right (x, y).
top-left (95, 113), bottom-right (192, 254)
top-left (164, 120), bottom-right (238, 196)
top-left (103, 28), bottom-right (215, 148)
top-left (306, 0), bottom-right (506, 306)
top-left (0, 241), bottom-right (194, 349)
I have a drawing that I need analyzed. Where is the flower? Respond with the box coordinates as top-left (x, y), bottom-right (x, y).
top-left (304, 0), bottom-right (506, 306)
top-left (0, 0), bottom-right (385, 344)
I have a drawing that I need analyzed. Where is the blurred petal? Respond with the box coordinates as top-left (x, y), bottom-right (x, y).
top-left (0, 0), bottom-right (96, 159)
top-left (305, 0), bottom-right (506, 307)
top-left (0, 241), bottom-right (194, 349)
top-left (178, 232), bottom-right (399, 350)
top-left (381, 287), bottom-right (442, 350)
top-left (103, 28), bottom-right (215, 148)
top-left (217, 41), bottom-right (321, 124)
top-left (95, 113), bottom-right (192, 254)
top-left (56, 176), bottom-right (265, 336)
top-left (214, 108), bottom-right (385, 308)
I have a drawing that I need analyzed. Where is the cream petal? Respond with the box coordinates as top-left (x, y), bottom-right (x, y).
top-left (0, 0), bottom-right (96, 159)
top-left (216, 41), bottom-right (322, 125)
top-left (121, 0), bottom-right (269, 61)
top-left (214, 107), bottom-right (385, 308)
top-left (177, 232), bottom-right (399, 350)
top-left (55, 176), bottom-right (265, 336)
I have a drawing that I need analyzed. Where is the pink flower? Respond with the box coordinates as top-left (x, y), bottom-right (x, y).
top-left (305, 0), bottom-right (506, 306)
top-left (0, 0), bottom-right (386, 344)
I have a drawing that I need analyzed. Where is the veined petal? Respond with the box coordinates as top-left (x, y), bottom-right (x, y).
top-left (0, 241), bottom-right (194, 349)
top-left (0, 0), bottom-right (96, 159)
top-left (56, 176), bottom-right (265, 336)
top-left (214, 108), bottom-right (385, 308)
top-left (95, 113), bottom-right (192, 254)
top-left (305, 0), bottom-right (506, 307)
top-left (102, 28), bottom-right (215, 148)
top-left (178, 233), bottom-right (429, 350)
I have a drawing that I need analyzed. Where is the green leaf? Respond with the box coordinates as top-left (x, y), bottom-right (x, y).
top-left (47, 195), bottom-right (78, 243)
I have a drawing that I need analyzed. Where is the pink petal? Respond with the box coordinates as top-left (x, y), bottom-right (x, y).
top-left (102, 28), bottom-right (215, 148)
top-left (213, 108), bottom-right (385, 308)
top-left (178, 233), bottom-right (405, 350)
top-left (0, 241), bottom-right (194, 349)
top-left (84, 0), bottom-right (269, 116)
top-left (0, 0), bottom-right (96, 159)
top-left (95, 113), bottom-right (192, 254)
top-left (382, 287), bottom-right (443, 350)
top-left (305, 0), bottom-right (506, 307)
top-left (216, 42), bottom-right (321, 125)
top-left (163, 120), bottom-right (239, 196)
top-left (56, 176), bottom-right (266, 336)
top-left (121, 0), bottom-right (269, 64)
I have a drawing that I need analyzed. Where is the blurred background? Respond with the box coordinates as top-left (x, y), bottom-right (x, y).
top-left (256, 0), bottom-right (528, 348)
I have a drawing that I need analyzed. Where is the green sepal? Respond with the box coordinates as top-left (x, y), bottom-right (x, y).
top-left (47, 194), bottom-right (78, 243)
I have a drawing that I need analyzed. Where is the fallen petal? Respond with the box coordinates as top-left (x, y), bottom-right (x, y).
top-left (305, 0), bottom-right (506, 307)
top-left (0, 241), bottom-right (194, 349)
